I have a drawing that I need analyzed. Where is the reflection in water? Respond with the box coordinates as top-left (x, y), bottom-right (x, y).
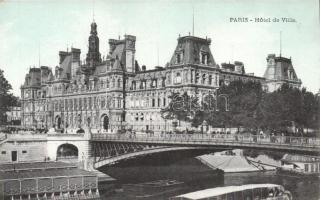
top-left (99, 157), bottom-right (320, 200)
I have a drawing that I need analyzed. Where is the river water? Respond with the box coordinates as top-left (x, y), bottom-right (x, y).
top-left (99, 157), bottom-right (320, 200)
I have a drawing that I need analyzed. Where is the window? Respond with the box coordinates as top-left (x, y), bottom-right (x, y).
top-left (158, 98), bottom-right (161, 107)
top-left (1, 151), bottom-right (6, 154)
top-left (163, 98), bottom-right (166, 107)
top-left (209, 75), bottom-right (212, 85)
top-left (117, 98), bottom-right (121, 108)
top-left (151, 79), bottom-right (157, 88)
top-left (305, 164), bottom-right (309, 172)
top-left (202, 74), bottom-right (206, 84)
top-left (174, 73), bottom-right (182, 84)
top-left (132, 81), bottom-right (136, 90)
top-left (22, 150), bottom-right (27, 154)
top-left (106, 80), bottom-right (110, 88)
top-left (162, 78), bottom-right (166, 87)
top-left (118, 79), bottom-right (121, 88)
top-left (176, 53), bottom-right (181, 63)
top-left (152, 99), bottom-right (155, 107)
top-left (195, 73), bottom-right (199, 84)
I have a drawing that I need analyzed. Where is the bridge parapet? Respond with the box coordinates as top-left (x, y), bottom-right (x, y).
top-left (91, 133), bottom-right (320, 155)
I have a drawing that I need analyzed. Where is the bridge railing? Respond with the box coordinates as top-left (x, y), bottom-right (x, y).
top-left (91, 133), bottom-right (320, 149)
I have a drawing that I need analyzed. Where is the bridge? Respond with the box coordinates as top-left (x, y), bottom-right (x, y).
top-left (90, 133), bottom-right (320, 169)
top-left (1, 132), bottom-right (319, 172)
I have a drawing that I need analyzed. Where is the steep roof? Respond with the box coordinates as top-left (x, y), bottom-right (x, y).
top-left (169, 35), bottom-right (217, 67)
top-left (264, 54), bottom-right (300, 83)
top-left (59, 54), bottom-right (72, 79)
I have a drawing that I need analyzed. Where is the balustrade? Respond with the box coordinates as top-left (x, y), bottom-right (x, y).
top-left (91, 133), bottom-right (320, 150)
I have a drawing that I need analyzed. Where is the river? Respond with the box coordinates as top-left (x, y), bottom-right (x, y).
top-left (98, 156), bottom-right (320, 200)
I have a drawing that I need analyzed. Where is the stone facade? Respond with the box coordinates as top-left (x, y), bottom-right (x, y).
top-left (20, 22), bottom-right (301, 133)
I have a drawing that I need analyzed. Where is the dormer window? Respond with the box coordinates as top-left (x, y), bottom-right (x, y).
top-left (176, 51), bottom-right (183, 64)
top-left (200, 52), bottom-right (208, 65)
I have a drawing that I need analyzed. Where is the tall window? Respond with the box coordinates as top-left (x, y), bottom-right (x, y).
top-left (118, 79), bottom-right (121, 88)
top-left (195, 73), bottom-right (199, 84)
top-left (152, 99), bottom-right (155, 107)
top-left (202, 74), bottom-right (206, 84)
top-left (174, 72), bottom-right (182, 84)
top-left (112, 79), bottom-right (115, 88)
top-left (209, 75), bottom-right (212, 85)
top-left (106, 80), bottom-right (109, 88)
top-left (176, 53), bottom-right (181, 63)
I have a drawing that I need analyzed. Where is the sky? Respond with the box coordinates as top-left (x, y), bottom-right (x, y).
top-left (0, 0), bottom-right (319, 96)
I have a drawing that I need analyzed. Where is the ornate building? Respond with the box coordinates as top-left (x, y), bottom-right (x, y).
top-left (20, 22), bottom-right (301, 133)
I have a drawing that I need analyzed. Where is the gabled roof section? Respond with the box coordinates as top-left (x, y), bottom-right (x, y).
top-left (169, 36), bottom-right (217, 67)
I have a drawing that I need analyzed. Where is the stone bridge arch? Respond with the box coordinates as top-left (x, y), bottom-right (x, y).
top-left (56, 143), bottom-right (78, 160)
top-left (46, 135), bottom-right (91, 163)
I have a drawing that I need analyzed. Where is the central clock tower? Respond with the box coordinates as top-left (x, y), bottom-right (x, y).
top-left (86, 22), bottom-right (101, 65)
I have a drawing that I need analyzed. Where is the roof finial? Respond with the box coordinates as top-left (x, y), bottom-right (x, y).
top-left (38, 42), bottom-right (41, 67)
top-left (192, 6), bottom-right (195, 36)
top-left (92, 0), bottom-right (95, 22)
top-left (280, 31), bottom-right (282, 57)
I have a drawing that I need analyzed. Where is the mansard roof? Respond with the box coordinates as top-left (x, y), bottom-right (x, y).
top-left (264, 54), bottom-right (301, 83)
top-left (169, 35), bottom-right (217, 67)
top-left (59, 54), bottom-right (72, 79)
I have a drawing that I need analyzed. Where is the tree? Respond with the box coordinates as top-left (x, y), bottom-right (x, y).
top-left (258, 84), bottom-right (319, 134)
top-left (0, 69), bottom-right (19, 124)
top-left (160, 92), bottom-right (201, 126)
top-left (206, 80), bottom-right (263, 131)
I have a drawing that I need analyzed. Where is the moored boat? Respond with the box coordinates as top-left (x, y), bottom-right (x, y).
top-left (170, 184), bottom-right (292, 200)
top-left (276, 154), bottom-right (320, 178)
